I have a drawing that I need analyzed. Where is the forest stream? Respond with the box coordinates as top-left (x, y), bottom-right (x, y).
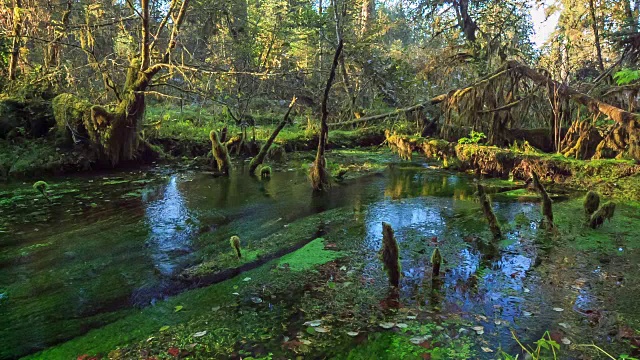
top-left (1, 161), bottom-right (639, 359)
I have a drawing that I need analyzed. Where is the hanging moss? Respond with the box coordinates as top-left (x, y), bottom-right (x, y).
top-left (210, 130), bottom-right (231, 175)
top-left (229, 235), bottom-right (241, 259)
top-left (477, 184), bottom-right (502, 239)
top-left (431, 248), bottom-right (442, 277)
top-left (583, 191), bottom-right (600, 216)
top-left (380, 222), bottom-right (401, 288)
top-left (589, 202), bottom-right (616, 229)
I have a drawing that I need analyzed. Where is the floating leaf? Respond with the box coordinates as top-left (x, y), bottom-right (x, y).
top-left (174, 305), bottom-right (183, 312)
top-left (250, 297), bottom-right (263, 304)
top-left (347, 331), bottom-right (359, 337)
top-left (558, 323), bottom-right (570, 329)
top-left (159, 325), bottom-right (170, 332)
top-left (553, 307), bottom-right (564, 312)
top-left (193, 331), bottom-right (207, 337)
top-left (472, 326), bottom-right (484, 335)
top-left (315, 327), bottom-right (329, 333)
top-left (523, 288), bottom-right (530, 293)
top-left (396, 323), bottom-right (408, 329)
top-left (379, 322), bottom-right (395, 329)
top-left (406, 315), bottom-right (417, 320)
top-left (306, 326), bottom-right (316, 335)
top-left (481, 347), bottom-right (494, 353)
top-left (303, 320), bottom-right (322, 327)
top-left (561, 337), bottom-right (571, 345)
top-left (523, 311), bottom-right (533, 317)
top-left (243, 277), bottom-right (251, 282)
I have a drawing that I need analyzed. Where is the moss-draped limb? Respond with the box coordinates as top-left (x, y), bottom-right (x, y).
top-left (249, 97), bottom-right (296, 174)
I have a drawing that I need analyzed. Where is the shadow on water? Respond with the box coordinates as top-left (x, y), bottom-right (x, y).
top-left (0, 164), bottom-right (577, 359)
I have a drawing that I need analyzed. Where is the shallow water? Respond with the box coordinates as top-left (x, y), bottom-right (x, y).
top-left (0, 163), bottom-right (637, 359)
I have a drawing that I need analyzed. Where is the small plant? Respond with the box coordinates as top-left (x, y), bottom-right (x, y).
top-left (32, 181), bottom-right (51, 203)
top-left (458, 130), bottom-right (487, 145)
top-left (502, 330), bottom-right (560, 359)
top-left (613, 68), bottom-right (640, 86)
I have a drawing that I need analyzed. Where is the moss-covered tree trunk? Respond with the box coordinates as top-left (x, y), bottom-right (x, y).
top-left (310, 39), bottom-right (343, 191)
top-left (81, 0), bottom-right (190, 165)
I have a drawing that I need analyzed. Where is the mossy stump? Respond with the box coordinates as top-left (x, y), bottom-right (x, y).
top-left (230, 235), bottom-right (242, 258)
top-left (380, 222), bottom-right (401, 288)
top-left (584, 191), bottom-right (600, 216)
top-left (431, 248), bottom-right (442, 277)
top-left (210, 130), bottom-right (231, 175)
top-left (589, 202), bottom-right (616, 229)
top-left (477, 184), bottom-right (502, 239)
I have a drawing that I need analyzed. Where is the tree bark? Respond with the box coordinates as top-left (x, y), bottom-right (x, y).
top-left (588, 0), bottom-right (605, 72)
top-left (8, 0), bottom-right (23, 80)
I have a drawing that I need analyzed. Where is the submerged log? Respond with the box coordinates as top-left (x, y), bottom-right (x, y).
top-left (380, 222), bottom-right (401, 288)
top-left (477, 184), bottom-right (502, 239)
top-left (531, 171), bottom-right (554, 229)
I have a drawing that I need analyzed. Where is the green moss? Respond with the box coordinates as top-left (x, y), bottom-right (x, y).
top-left (277, 238), bottom-right (342, 271)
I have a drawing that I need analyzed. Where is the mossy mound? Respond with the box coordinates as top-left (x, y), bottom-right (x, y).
top-left (51, 93), bottom-right (93, 147)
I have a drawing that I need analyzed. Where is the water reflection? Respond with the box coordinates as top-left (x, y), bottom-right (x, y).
top-left (144, 175), bottom-right (194, 275)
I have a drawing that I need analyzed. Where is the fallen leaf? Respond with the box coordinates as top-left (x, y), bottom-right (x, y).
top-left (379, 322), bottom-right (395, 329)
top-left (396, 323), bottom-right (408, 329)
top-left (481, 347), bottom-right (494, 353)
top-left (561, 337), bottom-right (571, 345)
top-left (303, 320), bottom-right (322, 327)
top-left (315, 327), bottom-right (329, 333)
top-left (250, 297), bottom-right (263, 304)
top-left (167, 347), bottom-right (180, 357)
top-left (193, 331), bottom-right (207, 337)
top-left (558, 323), bottom-right (570, 329)
top-left (347, 331), bottom-right (359, 337)
top-left (553, 307), bottom-right (564, 312)
top-left (406, 315), bottom-right (417, 320)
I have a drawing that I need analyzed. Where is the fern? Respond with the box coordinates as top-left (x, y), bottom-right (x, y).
top-left (613, 68), bottom-right (640, 86)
